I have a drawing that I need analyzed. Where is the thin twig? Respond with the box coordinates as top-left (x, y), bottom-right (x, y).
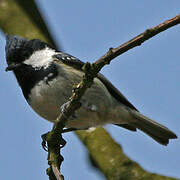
top-left (52, 165), bottom-right (64, 180)
top-left (46, 14), bottom-right (180, 180)
top-left (94, 14), bottom-right (180, 69)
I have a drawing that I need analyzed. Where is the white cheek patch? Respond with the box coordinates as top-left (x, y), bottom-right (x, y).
top-left (24, 47), bottom-right (57, 69)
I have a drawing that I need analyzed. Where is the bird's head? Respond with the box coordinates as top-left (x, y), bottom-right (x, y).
top-left (5, 35), bottom-right (56, 72)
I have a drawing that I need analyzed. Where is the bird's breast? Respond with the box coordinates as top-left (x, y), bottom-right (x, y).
top-left (28, 75), bottom-right (71, 122)
top-left (27, 64), bottom-right (116, 128)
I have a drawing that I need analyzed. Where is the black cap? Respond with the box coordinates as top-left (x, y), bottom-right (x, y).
top-left (5, 35), bottom-right (28, 65)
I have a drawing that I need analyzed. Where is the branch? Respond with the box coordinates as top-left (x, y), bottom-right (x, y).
top-left (95, 14), bottom-right (180, 68)
top-left (76, 128), bottom-right (176, 180)
top-left (0, 0), bottom-right (57, 46)
top-left (15, 0), bottom-right (57, 47)
top-left (0, 1), bottom-right (179, 179)
top-left (46, 13), bottom-right (180, 179)
top-left (48, 14), bottom-right (180, 125)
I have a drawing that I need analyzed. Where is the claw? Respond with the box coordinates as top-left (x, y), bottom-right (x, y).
top-left (59, 137), bottom-right (66, 148)
top-left (41, 133), bottom-right (49, 152)
top-left (41, 132), bottom-right (67, 151)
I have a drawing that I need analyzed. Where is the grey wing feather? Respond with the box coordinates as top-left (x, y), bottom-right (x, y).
top-left (53, 53), bottom-right (138, 111)
top-left (97, 73), bottom-right (138, 111)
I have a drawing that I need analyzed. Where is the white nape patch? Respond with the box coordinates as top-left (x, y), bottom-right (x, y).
top-left (23, 47), bottom-right (57, 69)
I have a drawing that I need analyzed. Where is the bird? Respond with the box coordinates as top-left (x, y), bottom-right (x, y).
top-left (5, 35), bottom-right (177, 146)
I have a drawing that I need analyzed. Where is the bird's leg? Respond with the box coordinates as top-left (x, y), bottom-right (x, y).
top-left (41, 101), bottom-right (78, 151)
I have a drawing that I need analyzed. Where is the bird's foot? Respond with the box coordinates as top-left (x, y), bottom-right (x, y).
top-left (41, 132), bottom-right (67, 152)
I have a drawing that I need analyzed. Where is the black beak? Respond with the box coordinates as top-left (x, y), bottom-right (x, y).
top-left (5, 63), bottom-right (21, 71)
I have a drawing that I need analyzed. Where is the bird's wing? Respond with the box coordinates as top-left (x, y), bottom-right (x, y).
top-left (53, 53), bottom-right (84, 70)
top-left (97, 73), bottom-right (138, 111)
top-left (53, 53), bottom-right (138, 111)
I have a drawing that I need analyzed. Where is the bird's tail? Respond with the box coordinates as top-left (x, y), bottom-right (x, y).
top-left (116, 110), bottom-right (177, 145)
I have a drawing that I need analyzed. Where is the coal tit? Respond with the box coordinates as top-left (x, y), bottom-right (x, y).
top-left (5, 35), bottom-right (177, 145)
